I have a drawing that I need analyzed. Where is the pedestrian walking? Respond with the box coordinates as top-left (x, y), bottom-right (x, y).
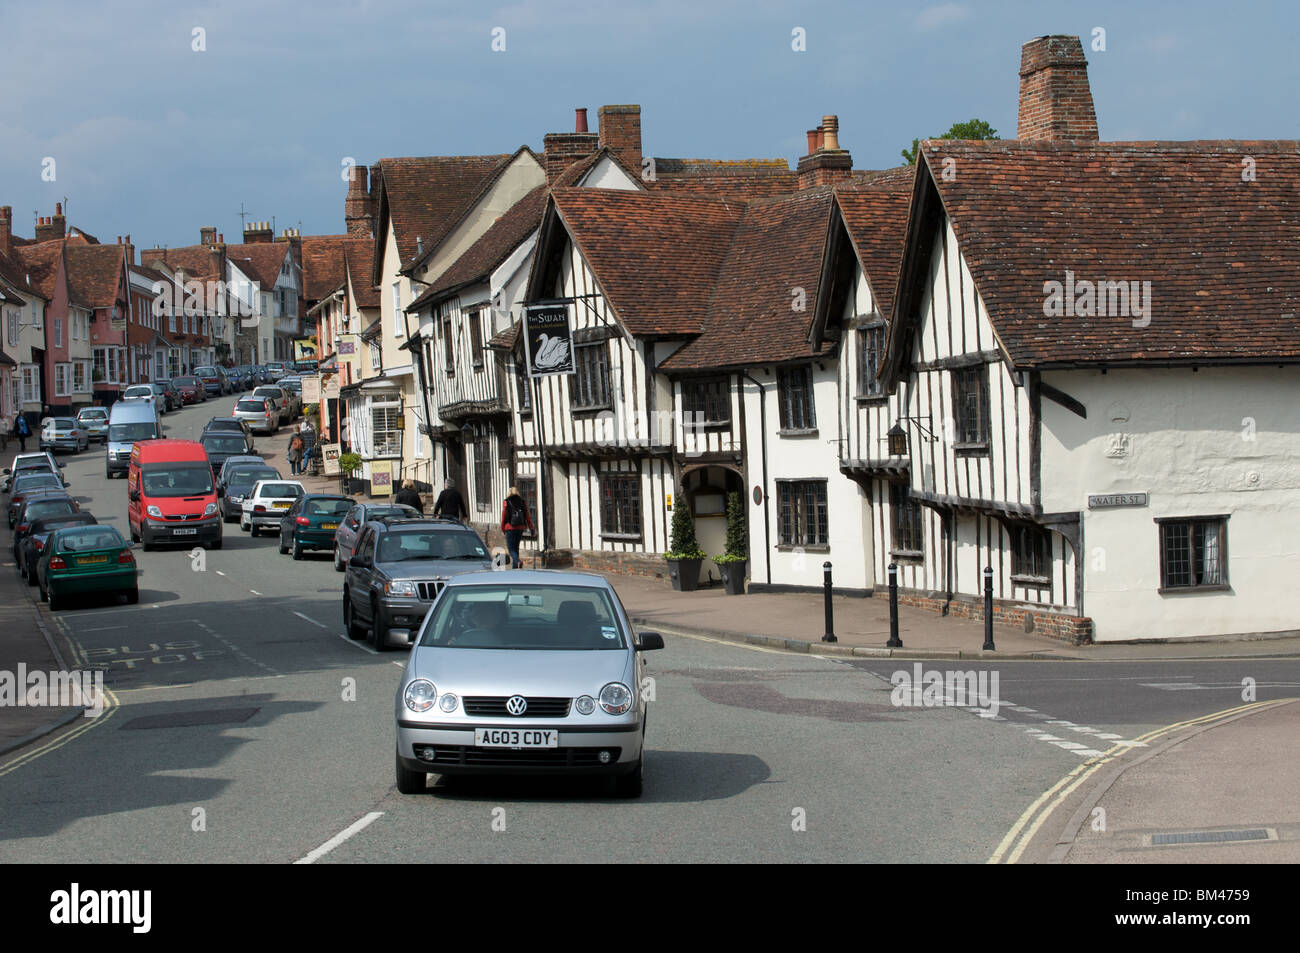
top-left (393, 479), bottom-right (424, 513)
top-left (0, 415), bottom-right (9, 452)
top-left (432, 478), bottom-right (467, 521)
top-left (299, 419), bottom-right (316, 472)
top-left (500, 487), bottom-right (535, 569)
top-left (14, 413), bottom-right (30, 452)
top-left (287, 432), bottom-right (305, 476)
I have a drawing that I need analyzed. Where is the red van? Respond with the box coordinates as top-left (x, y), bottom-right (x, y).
top-left (127, 439), bottom-right (223, 551)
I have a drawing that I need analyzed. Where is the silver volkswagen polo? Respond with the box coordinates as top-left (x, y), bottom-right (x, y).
top-left (394, 570), bottom-right (664, 798)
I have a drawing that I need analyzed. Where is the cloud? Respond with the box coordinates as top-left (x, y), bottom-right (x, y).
top-left (913, 4), bottom-right (972, 31)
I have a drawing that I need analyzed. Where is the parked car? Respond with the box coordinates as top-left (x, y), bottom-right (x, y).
top-left (12, 494), bottom-right (81, 558)
top-left (251, 386), bottom-right (290, 425)
top-left (193, 365), bottom-right (233, 397)
top-left (264, 361), bottom-right (286, 382)
top-left (232, 396), bottom-right (279, 435)
top-left (393, 571), bottom-right (664, 797)
top-left (278, 494), bottom-right (355, 560)
top-left (217, 458), bottom-right (280, 522)
top-left (332, 502), bottom-right (420, 571)
top-left (36, 523), bottom-right (139, 611)
top-left (3, 452), bottom-right (63, 493)
top-left (205, 416), bottom-right (254, 450)
top-left (173, 376), bottom-right (205, 404)
top-left (154, 378), bottom-right (183, 411)
top-left (19, 512), bottom-right (98, 583)
top-left (342, 516), bottom-right (493, 651)
top-left (127, 439), bottom-right (222, 551)
top-left (122, 384), bottom-right (167, 418)
top-left (8, 474), bottom-right (70, 527)
top-left (200, 429), bottom-right (254, 478)
top-left (240, 479), bottom-right (305, 535)
top-left (106, 400), bottom-right (160, 479)
top-left (76, 407), bottom-right (110, 444)
top-left (39, 417), bottom-right (89, 454)
top-left (275, 377), bottom-right (303, 418)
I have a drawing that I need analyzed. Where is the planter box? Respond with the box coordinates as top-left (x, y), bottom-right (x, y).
top-left (666, 557), bottom-right (703, 592)
top-left (718, 560), bottom-right (747, 595)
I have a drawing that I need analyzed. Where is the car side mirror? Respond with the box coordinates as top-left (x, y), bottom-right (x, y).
top-left (129, 490), bottom-right (140, 502)
top-left (349, 555), bottom-right (369, 569)
top-left (635, 632), bottom-right (665, 652)
top-left (62, 481), bottom-right (69, 488)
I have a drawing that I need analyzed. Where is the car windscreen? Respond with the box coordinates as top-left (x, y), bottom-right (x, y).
top-left (193, 367), bottom-right (217, 376)
top-left (141, 464), bottom-right (213, 497)
top-left (55, 526), bottom-right (125, 552)
top-left (202, 435), bottom-right (248, 454)
top-left (258, 483), bottom-right (302, 500)
top-left (228, 467), bottom-right (278, 487)
top-left (23, 499), bottom-right (77, 521)
top-left (253, 388), bottom-right (283, 399)
top-left (236, 400), bottom-right (270, 412)
top-left (14, 463), bottom-right (54, 476)
top-left (377, 530), bottom-right (488, 563)
top-left (420, 585), bottom-right (625, 650)
top-left (368, 505), bottom-right (417, 520)
top-left (15, 475), bottom-right (61, 491)
top-left (108, 422), bottom-right (156, 442)
top-left (78, 409), bottom-right (108, 420)
top-left (47, 418), bottom-right (77, 428)
top-left (32, 515), bottom-right (95, 534)
top-left (304, 498), bottom-right (352, 517)
top-left (174, 377), bottom-right (198, 387)
top-left (124, 388), bottom-right (153, 399)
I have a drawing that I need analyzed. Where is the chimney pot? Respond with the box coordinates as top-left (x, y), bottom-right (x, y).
top-left (822, 115), bottom-right (840, 151)
top-left (56, 202), bottom-right (62, 215)
top-left (576, 108), bottom-right (589, 133)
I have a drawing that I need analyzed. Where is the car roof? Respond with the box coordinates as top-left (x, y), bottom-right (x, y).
top-left (303, 493), bottom-right (353, 501)
top-left (221, 455), bottom-right (265, 467)
top-left (367, 516), bottom-right (470, 530)
top-left (251, 480), bottom-right (304, 492)
top-left (443, 569), bottom-right (612, 589)
top-left (31, 512), bottom-right (96, 530)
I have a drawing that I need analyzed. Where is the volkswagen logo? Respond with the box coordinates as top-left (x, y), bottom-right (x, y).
top-left (506, 695), bottom-right (528, 716)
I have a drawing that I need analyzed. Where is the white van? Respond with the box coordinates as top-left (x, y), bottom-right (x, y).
top-left (106, 400), bottom-right (161, 479)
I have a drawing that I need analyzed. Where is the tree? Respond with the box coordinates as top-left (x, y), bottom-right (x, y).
top-left (715, 492), bottom-right (748, 563)
top-left (901, 118), bottom-right (999, 164)
top-left (665, 491), bottom-right (704, 559)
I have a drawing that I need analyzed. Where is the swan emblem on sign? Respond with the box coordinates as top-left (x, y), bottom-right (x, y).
top-left (533, 334), bottom-right (570, 370)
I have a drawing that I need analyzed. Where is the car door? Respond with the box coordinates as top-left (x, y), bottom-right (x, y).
top-left (281, 498), bottom-right (301, 546)
top-left (338, 505), bottom-right (362, 558)
top-left (349, 527), bottom-right (376, 620)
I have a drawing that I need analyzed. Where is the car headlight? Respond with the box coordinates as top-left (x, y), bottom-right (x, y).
top-left (575, 695), bottom-right (596, 715)
top-left (385, 579), bottom-right (417, 596)
top-left (404, 679), bottom-right (437, 712)
top-left (599, 682), bottom-right (633, 715)
top-left (146, 505), bottom-right (163, 519)
top-left (228, 494), bottom-right (244, 503)
top-left (438, 693), bottom-right (458, 713)
top-left (203, 503), bottom-right (217, 516)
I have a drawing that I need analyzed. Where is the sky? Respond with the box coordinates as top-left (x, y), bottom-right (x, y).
top-left (1, 0), bottom-right (1296, 250)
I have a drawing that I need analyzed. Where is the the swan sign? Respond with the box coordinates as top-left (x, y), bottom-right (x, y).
top-left (524, 305), bottom-right (575, 377)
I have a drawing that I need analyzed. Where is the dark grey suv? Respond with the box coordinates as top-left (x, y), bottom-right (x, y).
top-left (343, 517), bottom-right (492, 651)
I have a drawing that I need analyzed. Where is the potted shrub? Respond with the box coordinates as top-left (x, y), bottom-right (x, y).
top-left (339, 451), bottom-right (363, 494)
top-left (713, 492), bottom-right (748, 595)
top-left (663, 492), bottom-right (705, 592)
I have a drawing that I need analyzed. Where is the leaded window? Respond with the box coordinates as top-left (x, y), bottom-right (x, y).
top-left (891, 483), bottom-right (924, 555)
top-left (1159, 519), bottom-right (1227, 590)
top-left (777, 366), bottom-right (815, 430)
top-left (473, 430), bottom-right (492, 512)
top-left (683, 377), bottom-right (730, 425)
top-left (777, 480), bottom-right (828, 547)
top-left (571, 341), bottom-right (611, 411)
top-left (857, 326), bottom-right (885, 397)
top-left (952, 365), bottom-right (990, 447)
top-left (600, 471), bottom-right (641, 537)
top-left (1011, 523), bottom-right (1051, 582)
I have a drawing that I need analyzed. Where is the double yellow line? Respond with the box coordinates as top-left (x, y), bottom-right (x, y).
top-left (0, 686), bottom-right (119, 778)
top-left (988, 700), bottom-right (1287, 864)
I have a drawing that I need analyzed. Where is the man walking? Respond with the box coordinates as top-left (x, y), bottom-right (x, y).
top-left (14, 413), bottom-right (30, 452)
top-left (500, 486), bottom-right (535, 569)
top-left (432, 478), bottom-right (466, 522)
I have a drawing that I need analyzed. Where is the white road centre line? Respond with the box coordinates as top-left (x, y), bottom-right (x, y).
top-left (215, 571), bottom-right (226, 576)
top-left (192, 621), bottom-right (283, 677)
top-left (249, 589), bottom-right (262, 596)
top-left (293, 611), bottom-right (327, 629)
top-left (294, 812), bottom-right (384, 865)
top-left (335, 631), bottom-right (378, 655)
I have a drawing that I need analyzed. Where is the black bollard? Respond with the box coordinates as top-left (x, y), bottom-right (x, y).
top-left (983, 565), bottom-right (996, 651)
top-left (886, 562), bottom-right (902, 648)
top-left (821, 561), bottom-right (837, 642)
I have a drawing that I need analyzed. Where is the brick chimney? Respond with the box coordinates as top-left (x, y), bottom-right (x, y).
top-left (543, 108), bottom-right (600, 185)
top-left (0, 206), bottom-right (11, 258)
top-left (200, 226), bottom-right (217, 245)
top-left (1017, 35), bottom-right (1099, 141)
top-left (598, 105), bottom-right (642, 177)
top-left (797, 115), bottom-right (853, 188)
top-left (345, 164), bottom-right (374, 238)
top-left (123, 234), bottom-right (134, 266)
top-left (35, 203), bottom-right (67, 243)
top-left (243, 220), bottom-right (273, 243)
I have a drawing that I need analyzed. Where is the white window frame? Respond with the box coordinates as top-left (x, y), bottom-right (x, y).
top-left (371, 399), bottom-right (401, 458)
top-left (32, 300), bottom-right (41, 330)
top-left (54, 362), bottom-right (71, 397)
top-left (73, 359), bottom-right (90, 393)
top-left (21, 364), bottom-right (40, 404)
top-left (392, 282), bottom-right (402, 336)
top-left (54, 316), bottom-right (63, 347)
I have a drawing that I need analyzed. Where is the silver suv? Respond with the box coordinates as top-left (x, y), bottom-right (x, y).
top-left (343, 517), bottom-right (492, 651)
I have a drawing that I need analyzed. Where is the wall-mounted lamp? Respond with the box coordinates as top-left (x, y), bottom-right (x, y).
top-left (885, 416), bottom-right (938, 457)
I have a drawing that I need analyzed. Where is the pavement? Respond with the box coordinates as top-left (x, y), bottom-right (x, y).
top-left (3, 416), bottom-right (1297, 863)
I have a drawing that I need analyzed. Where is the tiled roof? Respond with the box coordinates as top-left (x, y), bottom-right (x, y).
top-left (660, 189), bottom-right (837, 370)
top-left (486, 319), bottom-right (521, 351)
top-left (64, 243), bottom-right (126, 309)
top-left (227, 242), bottom-right (289, 289)
top-left (409, 185), bottom-right (548, 309)
top-left (140, 244), bottom-right (224, 279)
top-left (344, 245), bottom-right (379, 308)
top-left (300, 235), bottom-right (372, 301)
top-left (374, 154), bottom-right (513, 271)
top-left (914, 139), bottom-right (1300, 366)
top-left (650, 157), bottom-right (799, 198)
top-left (549, 188), bottom-right (746, 336)
top-left (12, 242), bottom-right (63, 301)
top-left (833, 178), bottom-right (914, 321)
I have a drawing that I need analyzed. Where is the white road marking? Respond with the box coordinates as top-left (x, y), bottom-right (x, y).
top-left (77, 625), bottom-right (128, 633)
top-left (293, 611), bottom-right (327, 629)
top-left (294, 812), bottom-right (384, 864)
top-left (193, 621), bottom-right (282, 677)
top-left (249, 589), bottom-right (262, 596)
top-left (216, 570), bottom-right (226, 576)
top-left (335, 631), bottom-right (378, 655)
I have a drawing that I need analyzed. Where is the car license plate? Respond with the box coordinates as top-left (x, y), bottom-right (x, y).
top-left (78, 555), bottom-right (108, 564)
top-left (474, 728), bottom-right (559, 749)
top-left (321, 522), bottom-right (338, 530)
top-left (174, 528), bottom-right (198, 535)
top-left (273, 502), bottom-right (290, 509)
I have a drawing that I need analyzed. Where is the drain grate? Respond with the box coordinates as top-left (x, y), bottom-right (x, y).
top-left (121, 707), bottom-right (260, 730)
top-left (1150, 829), bottom-right (1270, 846)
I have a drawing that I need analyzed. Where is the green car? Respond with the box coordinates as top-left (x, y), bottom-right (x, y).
top-left (37, 524), bottom-right (139, 610)
top-left (279, 494), bottom-right (354, 560)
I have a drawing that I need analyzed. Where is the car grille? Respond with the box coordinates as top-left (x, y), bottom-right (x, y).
top-left (164, 513), bottom-right (202, 521)
top-left (418, 745), bottom-right (620, 767)
top-left (462, 697), bottom-right (572, 718)
top-left (415, 580), bottom-right (445, 601)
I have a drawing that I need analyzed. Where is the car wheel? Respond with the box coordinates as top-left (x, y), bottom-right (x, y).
top-left (343, 594), bottom-right (366, 640)
top-left (240, 518), bottom-right (249, 532)
top-left (291, 539), bottom-right (303, 560)
top-left (613, 754), bottom-right (644, 799)
top-left (395, 750), bottom-right (427, 795)
top-left (209, 537), bottom-right (222, 551)
top-left (370, 599), bottom-right (391, 651)
top-left (27, 563), bottom-right (38, 587)
top-left (39, 580), bottom-right (48, 602)
top-left (125, 587), bottom-right (139, 605)
top-left (279, 533), bottom-right (289, 555)
top-left (334, 545), bottom-right (345, 572)
top-left (105, 466), bottom-right (112, 479)
top-left (47, 586), bottom-right (61, 612)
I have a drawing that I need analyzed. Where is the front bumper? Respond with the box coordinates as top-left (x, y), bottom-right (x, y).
top-left (375, 598), bottom-right (435, 645)
top-left (142, 517), bottom-right (221, 546)
top-left (396, 721), bottom-right (642, 776)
